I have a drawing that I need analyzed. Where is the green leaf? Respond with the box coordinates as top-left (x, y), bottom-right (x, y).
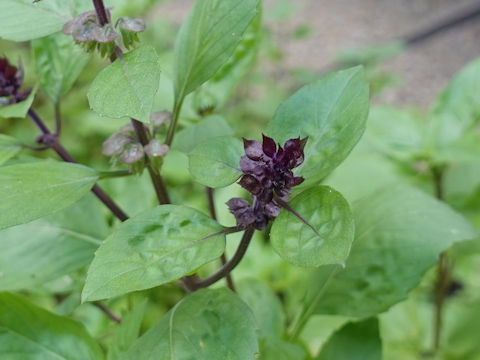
top-left (0, 195), bottom-right (107, 291)
top-left (308, 185), bottom-right (478, 318)
top-left (0, 161), bottom-right (98, 230)
top-left (316, 318), bottom-right (381, 360)
top-left (429, 57), bottom-right (480, 147)
top-left (260, 338), bottom-right (306, 360)
top-left (0, 0), bottom-right (89, 41)
top-left (107, 300), bottom-right (147, 360)
top-left (266, 66), bottom-right (370, 188)
top-left (192, 6), bottom-right (262, 109)
top-left (188, 135), bottom-right (243, 188)
top-left (82, 205), bottom-right (225, 301)
top-left (444, 160), bottom-right (480, 209)
top-left (237, 278), bottom-right (285, 340)
top-left (0, 86), bottom-right (37, 119)
top-left (365, 105), bottom-right (425, 161)
top-left (173, 115), bottom-right (234, 153)
top-left (0, 292), bottom-right (104, 359)
top-left (88, 46), bottom-right (161, 123)
top-left (173, 0), bottom-right (260, 99)
top-left (0, 135), bottom-right (22, 166)
top-left (436, 132), bottom-right (480, 164)
top-left (127, 289), bottom-right (258, 359)
top-left (270, 186), bottom-right (355, 267)
top-left (32, 32), bottom-right (90, 103)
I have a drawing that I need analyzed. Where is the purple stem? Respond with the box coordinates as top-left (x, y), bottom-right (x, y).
top-left (206, 187), bottom-right (235, 291)
top-left (188, 227), bottom-right (255, 291)
top-left (27, 109), bottom-right (129, 222)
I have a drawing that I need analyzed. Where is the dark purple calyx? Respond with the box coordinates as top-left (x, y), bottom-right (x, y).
top-left (228, 134), bottom-right (308, 230)
top-left (0, 57), bottom-right (31, 106)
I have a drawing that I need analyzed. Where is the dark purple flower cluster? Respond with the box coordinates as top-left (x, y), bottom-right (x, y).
top-left (0, 58), bottom-right (31, 106)
top-left (227, 134), bottom-right (307, 230)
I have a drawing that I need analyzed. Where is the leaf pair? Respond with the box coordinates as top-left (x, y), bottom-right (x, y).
top-left (188, 66), bottom-right (369, 268)
top-left (290, 184), bottom-right (478, 336)
top-left (87, 0), bottom-right (261, 123)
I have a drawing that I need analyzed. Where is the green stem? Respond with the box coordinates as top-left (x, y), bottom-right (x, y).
top-left (165, 96), bottom-right (184, 147)
top-left (288, 266), bottom-right (339, 341)
top-left (431, 164), bottom-right (449, 354)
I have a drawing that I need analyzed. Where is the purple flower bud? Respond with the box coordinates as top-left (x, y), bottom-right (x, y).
top-left (239, 134), bottom-right (307, 199)
top-left (239, 174), bottom-right (262, 195)
top-left (0, 57), bottom-right (31, 105)
top-left (264, 202), bottom-right (281, 218)
top-left (243, 138), bottom-right (264, 161)
top-left (227, 134), bottom-right (308, 230)
top-left (262, 134), bottom-right (276, 158)
top-left (226, 198), bottom-right (256, 227)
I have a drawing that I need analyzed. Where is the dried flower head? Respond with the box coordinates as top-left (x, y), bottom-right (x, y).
top-left (63, 10), bottom-right (118, 57)
top-left (116, 17), bottom-right (146, 33)
top-left (120, 143), bottom-right (144, 164)
top-left (150, 111), bottom-right (172, 134)
top-left (102, 133), bottom-right (134, 157)
top-left (0, 57), bottom-right (31, 105)
top-left (115, 17), bottom-right (146, 49)
top-left (228, 134), bottom-right (307, 230)
top-left (144, 139), bottom-right (169, 158)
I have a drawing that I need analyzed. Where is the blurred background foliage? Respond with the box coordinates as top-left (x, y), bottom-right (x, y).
top-left (1, 0), bottom-right (480, 359)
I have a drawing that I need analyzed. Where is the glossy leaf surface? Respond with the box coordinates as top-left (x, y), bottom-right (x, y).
top-left (0, 292), bottom-right (104, 359)
top-left (0, 162), bottom-right (98, 230)
top-left (0, 135), bottom-right (22, 165)
top-left (271, 186), bottom-right (355, 267)
top-left (188, 136), bottom-right (243, 188)
top-left (0, 86), bottom-right (37, 119)
top-left (88, 46), bottom-right (161, 123)
top-left (82, 205), bottom-right (225, 301)
top-left (0, 0), bottom-right (88, 41)
top-left (316, 318), bottom-right (381, 360)
top-left (308, 185), bottom-right (478, 318)
top-left (127, 289), bottom-right (258, 359)
top-left (173, 115), bottom-right (234, 153)
top-left (0, 195), bottom-right (107, 291)
top-left (266, 66), bottom-right (369, 188)
top-left (173, 0), bottom-right (260, 99)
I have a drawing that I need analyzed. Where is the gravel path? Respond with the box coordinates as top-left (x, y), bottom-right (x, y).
top-left (155, 0), bottom-right (480, 109)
